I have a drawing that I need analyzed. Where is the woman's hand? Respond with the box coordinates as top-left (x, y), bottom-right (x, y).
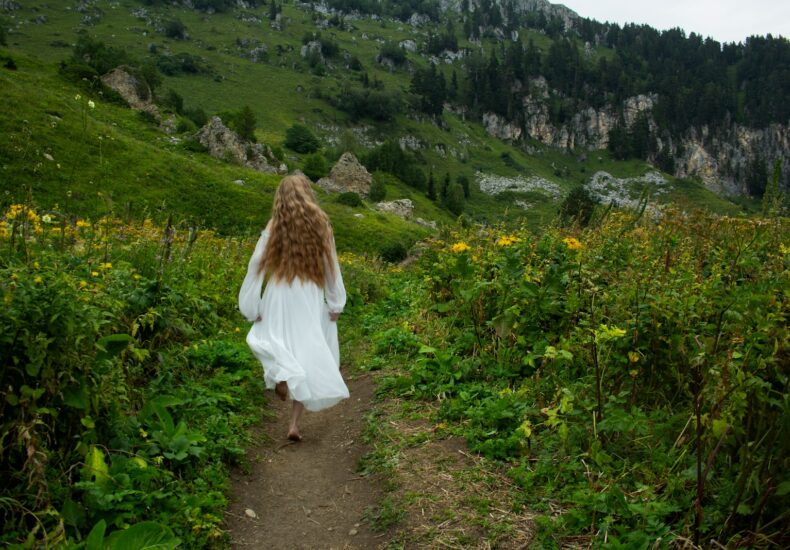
top-left (329, 311), bottom-right (341, 322)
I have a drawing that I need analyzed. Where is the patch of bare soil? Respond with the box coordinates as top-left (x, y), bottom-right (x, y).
top-left (226, 373), bottom-right (383, 549)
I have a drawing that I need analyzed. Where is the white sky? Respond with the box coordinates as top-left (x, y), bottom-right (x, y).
top-left (558, 0), bottom-right (790, 44)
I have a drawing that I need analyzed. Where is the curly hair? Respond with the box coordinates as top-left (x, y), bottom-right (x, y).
top-left (259, 174), bottom-right (336, 286)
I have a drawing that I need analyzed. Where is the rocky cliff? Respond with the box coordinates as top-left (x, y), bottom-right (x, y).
top-left (483, 91), bottom-right (790, 196)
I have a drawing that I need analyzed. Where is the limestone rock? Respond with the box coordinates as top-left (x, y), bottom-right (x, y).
top-left (100, 66), bottom-right (160, 120)
top-left (300, 41), bottom-right (323, 61)
top-left (483, 112), bottom-right (522, 141)
top-left (376, 199), bottom-right (414, 219)
top-left (195, 117), bottom-right (285, 174)
top-left (316, 153), bottom-right (372, 197)
top-left (415, 217), bottom-right (437, 229)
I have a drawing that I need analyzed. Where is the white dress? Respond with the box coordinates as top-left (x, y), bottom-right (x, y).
top-left (238, 228), bottom-right (349, 412)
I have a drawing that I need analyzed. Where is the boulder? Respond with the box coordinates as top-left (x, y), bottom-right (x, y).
top-left (316, 152), bottom-right (372, 197)
top-left (376, 199), bottom-right (414, 219)
top-left (101, 66), bottom-right (161, 120)
top-left (195, 117), bottom-right (285, 174)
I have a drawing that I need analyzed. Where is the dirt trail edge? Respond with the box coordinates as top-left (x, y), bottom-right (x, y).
top-left (226, 373), bottom-right (382, 550)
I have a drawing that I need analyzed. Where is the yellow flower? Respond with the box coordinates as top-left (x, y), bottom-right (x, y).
top-left (563, 237), bottom-right (583, 251)
top-left (34, 276), bottom-right (43, 284)
top-left (91, 271), bottom-right (99, 277)
top-left (76, 220), bottom-right (91, 229)
top-left (33, 262), bottom-right (40, 269)
top-left (496, 234), bottom-right (521, 247)
top-left (234, 327), bottom-right (241, 333)
top-left (133, 274), bottom-right (142, 280)
top-left (79, 280), bottom-right (88, 289)
top-left (517, 419), bottom-right (533, 438)
top-left (99, 262), bottom-right (112, 270)
top-left (11, 273), bottom-right (18, 281)
top-left (628, 351), bottom-right (640, 363)
top-left (450, 241), bottom-right (470, 253)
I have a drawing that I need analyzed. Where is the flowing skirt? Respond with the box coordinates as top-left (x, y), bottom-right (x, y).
top-left (245, 277), bottom-right (349, 412)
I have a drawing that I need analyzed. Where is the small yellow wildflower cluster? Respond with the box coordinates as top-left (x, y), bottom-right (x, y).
top-left (450, 241), bottom-right (470, 253)
top-left (563, 236), bottom-right (583, 251)
top-left (496, 234), bottom-right (521, 247)
top-left (76, 219), bottom-right (92, 229)
top-left (4, 204), bottom-right (43, 234)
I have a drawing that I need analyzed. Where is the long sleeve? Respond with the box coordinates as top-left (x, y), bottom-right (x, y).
top-left (324, 236), bottom-right (346, 314)
top-left (238, 230), bottom-right (269, 322)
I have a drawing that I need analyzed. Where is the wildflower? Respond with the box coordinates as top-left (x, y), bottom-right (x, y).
top-left (235, 327), bottom-right (241, 333)
top-left (75, 94), bottom-right (81, 101)
top-left (133, 274), bottom-right (142, 280)
top-left (496, 234), bottom-right (520, 247)
top-left (450, 241), bottom-right (470, 253)
top-left (91, 271), bottom-right (99, 277)
top-left (88, 100), bottom-right (95, 109)
top-left (34, 276), bottom-right (43, 284)
top-left (563, 237), bottom-right (583, 251)
top-left (11, 273), bottom-right (18, 281)
top-left (42, 214), bottom-right (53, 224)
top-left (33, 262), bottom-right (40, 269)
top-left (79, 280), bottom-right (88, 288)
top-left (76, 220), bottom-right (91, 229)
top-left (628, 351), bottom-right (640, 363)
top-left (629, 369), bottom-right (639, 378)
top-left (99, 262), bottom-right (112, 270)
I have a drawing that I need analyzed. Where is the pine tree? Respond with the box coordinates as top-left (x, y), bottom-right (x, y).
top-left (427, 171), bottom-right (436, 200)
top-left (762, 159), bottom-right (785, 216)
top-left (440, 172), bottom-right (450, 203)
top-left (446, 183), bottom-right (465, 215)
top-left (457, 174), bottom-right (471, 198)
top-left (235, 105), bottom-right (257, 142)
top-left (268, 1), bottom-right (279, 21)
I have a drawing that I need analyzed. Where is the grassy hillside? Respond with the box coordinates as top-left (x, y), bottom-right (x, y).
top-left (1, 0), bottom-right (750, 238)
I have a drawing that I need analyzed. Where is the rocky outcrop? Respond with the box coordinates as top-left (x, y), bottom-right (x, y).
top-left (483, 113), bottom-right (522, 141)
top-left (100, 66), bottom-right (160, 119)
top-left (476, 172), bottom-right (562, 199)
top-left (316, 152), bottom-right (372, 196)
top-left (376, 199), bottom-right (414, 218)
top-left (195, 117), bottom-right (285, 174)
top-left (300, 41), bottom-right (323, 61)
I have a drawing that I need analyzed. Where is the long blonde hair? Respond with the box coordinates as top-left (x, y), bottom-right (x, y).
top-left (259, 174), bottom-right (335, 285)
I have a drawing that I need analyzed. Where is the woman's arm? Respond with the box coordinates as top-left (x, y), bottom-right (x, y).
top-left (324, 234), bottom-right (346, 319)
top-left (238, 229), bottom-right (269, 322)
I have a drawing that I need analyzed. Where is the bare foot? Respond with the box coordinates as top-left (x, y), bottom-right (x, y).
top-left (275, 381), bottom-right (288, 401)
top-left (287, 430), bottom-right (302, 442)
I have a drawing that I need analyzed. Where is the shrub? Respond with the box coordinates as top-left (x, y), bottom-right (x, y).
top-left (164, 19), bottom-right (187, 40)
top-left (183, 106), bottom-right (207, 128)
top-left (284, 124), bottom-right (320, 154)
top-left (160, 88), bottom-right (183, 114)
top-left (379, 241), bottom-right (407, 263)
top-left (303, 153), bottom-right (328, 182)
top-left (558, 185), bottom-right (598, 226)
top-left (336, 192), bottom-right (363, 207)
top-left (369, 176), bottom-right (387, 202)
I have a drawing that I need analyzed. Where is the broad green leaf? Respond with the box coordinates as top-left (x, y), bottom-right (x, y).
top-left (105, 521), bottom-right (181, 550)
top-left (85, 520), bottom-right (107, 550)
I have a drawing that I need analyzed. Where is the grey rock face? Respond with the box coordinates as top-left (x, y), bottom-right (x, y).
top-left (376, 199), bottom-right (414, 218)
top-left (316, 152), bottom-right (372, 196)
top-left (195, 117), bottom-right (284, 174)
top-left (100, 66), bottom-right (161, 120)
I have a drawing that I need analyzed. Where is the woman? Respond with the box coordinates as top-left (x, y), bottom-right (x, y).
top-left (238, 174), bottom-right (349, 441)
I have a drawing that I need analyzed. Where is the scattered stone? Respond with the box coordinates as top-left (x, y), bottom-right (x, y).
top-left (399, 39), bottom-right (417, 52)
top-left (43, 153), bottom-right (54, 162)
top-left (477, 172), bottom-right (562, 200)
top-left (233, 179), bottom-right (245, 186)
top-left (244, 508), bottom-right (257, 519)
top-left (353, 213), bottom-right (364, 219)
top-left (415, 217), bottom-right (437, 229)
top-left (376, 199), bottom-right (414, 219)
top-left (349, 528), bottom-right (358, 536)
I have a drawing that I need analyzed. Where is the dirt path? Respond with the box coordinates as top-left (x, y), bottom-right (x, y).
top-left (226, 373), bottom-right (383, 550)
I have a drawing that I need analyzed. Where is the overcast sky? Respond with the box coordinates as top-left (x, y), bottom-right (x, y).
top-left (558, 0), bottom-right (790, 44)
